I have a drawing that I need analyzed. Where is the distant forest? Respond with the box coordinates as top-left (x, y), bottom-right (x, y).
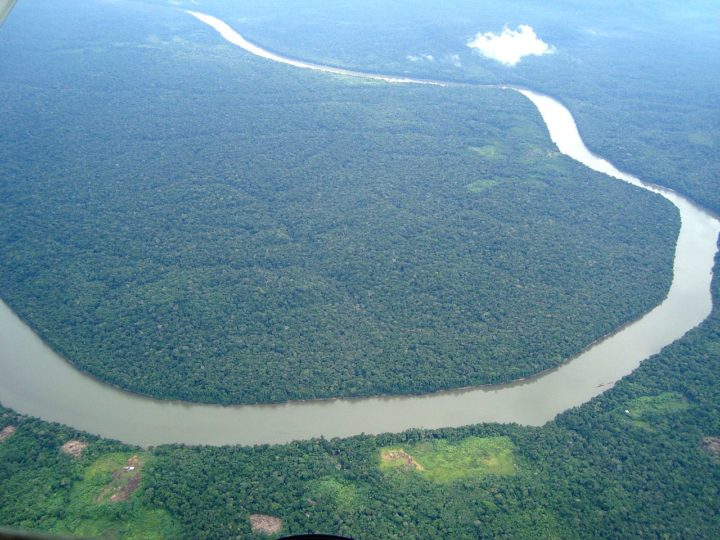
top-left (224, 0), bottom-right (720, 216)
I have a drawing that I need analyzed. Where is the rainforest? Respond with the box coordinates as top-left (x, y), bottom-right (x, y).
top-left (1, 0), bottom-right (719, 538)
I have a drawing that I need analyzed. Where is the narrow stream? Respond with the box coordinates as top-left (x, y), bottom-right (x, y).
top-left (0, 12), bottom-right (717, 447)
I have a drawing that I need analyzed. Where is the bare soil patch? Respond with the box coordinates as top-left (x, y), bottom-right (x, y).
top-left (0, 425), bottom-right (16, 443)
top-left (701, 436), bottom-right (720, 459)
top-left (249, 514), bottom-right (283, 536)
top-left (380, 448), bottom-right (425, 471)
top-left (60, 439), bottom-right (88, 458)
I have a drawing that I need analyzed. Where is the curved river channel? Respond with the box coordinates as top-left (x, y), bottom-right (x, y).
top-left (0, 12), bottom-right (718, 447)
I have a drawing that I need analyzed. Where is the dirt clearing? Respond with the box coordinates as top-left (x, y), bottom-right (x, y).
top-left (60, 439), bottom-right (88, 458)
top-left (701, 436), bottom-right (720, 459)
top-left (249, 514), bottom-right (283, 535)
top-left (380, 448), bottom-right (425, 471)
top-left (0, 425), bottom-right (16, 443)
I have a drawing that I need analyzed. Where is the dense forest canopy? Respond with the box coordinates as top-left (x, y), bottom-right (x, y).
top-left (0, 0), bottom-right (677, 404)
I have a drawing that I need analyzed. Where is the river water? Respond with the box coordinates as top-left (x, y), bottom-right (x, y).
top-left (0, 13), bottom-right (717, 447)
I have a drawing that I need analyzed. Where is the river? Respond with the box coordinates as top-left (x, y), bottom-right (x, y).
top-left (0, 12), bottom-right (717, 447)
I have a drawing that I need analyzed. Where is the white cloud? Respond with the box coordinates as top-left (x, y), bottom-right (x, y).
top-left (467, 25), bottom-right (554, 66)
top-left (446, 54), bottom-right (462, 67)
top-left (407, 53), bottom-right (434, 63)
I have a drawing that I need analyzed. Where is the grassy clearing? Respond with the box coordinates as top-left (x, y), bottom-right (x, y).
top-left (309, 477), bottom-right (361, 511)
top-left (73, 452), bottom-right (142, 503)
top-left (49, 452), bottom-right (177, 539)
top-left (620, 392), bottom-right (690, 430)
top-left (466, 179), bottom-right (500, 193)
top-left (469, 144), bottom-right (500, 159)
top-left (94, 454), bottom-right (145, 504)
top-left (379, 436), bottom-right (516, 482)
top-left (687, 131), bottom-right (714, 147)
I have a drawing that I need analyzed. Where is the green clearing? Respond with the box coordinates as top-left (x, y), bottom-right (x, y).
top-left (50, 452), bottom-right (176, 540)
top-left (687, 131), bottom-right (714, 148)
top-left (380, 436), bottom-right (516, 482)
top-left (465, 179), bottom-right (500, 193)
top-left (620, 392), bottom-right (691, 430)
top-left (468, 144), bottom-right (500, 159)
top-left (309, 477), bottom-right (361, 511)
top-left (70, 452), bottom-right (141, 501)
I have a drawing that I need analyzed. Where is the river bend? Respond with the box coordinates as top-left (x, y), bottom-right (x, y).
top-left (0, 12), bottom-right (717, 447)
